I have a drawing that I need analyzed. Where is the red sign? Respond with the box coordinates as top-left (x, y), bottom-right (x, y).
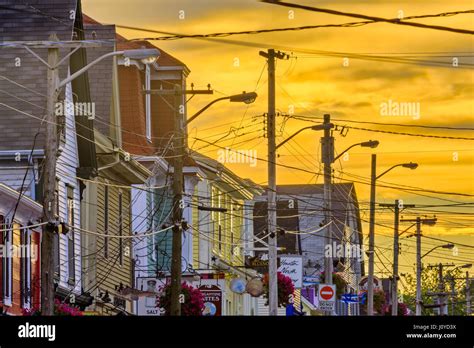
top-left (319, 285), bottom-right (334, 301)
top-left (199, 285), bottom-right (222, 316)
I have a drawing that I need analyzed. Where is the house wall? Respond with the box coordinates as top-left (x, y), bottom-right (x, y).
top-left (93, 175), bottom-right (134, 314)
top-left (55, 81), bottom-right (82, 294)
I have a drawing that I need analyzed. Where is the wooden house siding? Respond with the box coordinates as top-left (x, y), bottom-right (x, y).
top-left (95, 178), bottom-right (133, 291)
top-left (55, 81), bottom-right (82, 294)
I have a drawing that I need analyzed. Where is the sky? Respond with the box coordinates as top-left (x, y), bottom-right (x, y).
top-left (82, 0), bottom-right (474, 278)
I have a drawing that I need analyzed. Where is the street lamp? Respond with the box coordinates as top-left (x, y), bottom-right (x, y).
top-left (333, 140), bottom-right (379, 162)
top-left (367, 158), bottom-right (419, 316)
top-left (186, 91), bottom-right (258, 125)
top-left (422, 243), bottom-right (455, 259)
top-left (37, 42), bottom-right (160, 315)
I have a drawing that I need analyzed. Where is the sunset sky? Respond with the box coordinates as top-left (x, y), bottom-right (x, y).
top-left (82, 0), bottom-right (474, 278)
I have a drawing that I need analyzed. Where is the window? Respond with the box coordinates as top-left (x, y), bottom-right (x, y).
top-left (118, 190), bottom-right (123, 265)
top-left (53, 180), bottom-right (60, 278)
top-left (104, 185), bottom-right (109, 258)
top-left (145, 64), bottom-right (151, 141)
top-left (20, 228), bottom-right (31, 309)
top-left (218, 224), bottom-right (222, 253)
top-left (67, 185), bottom-right (75, 284)
top-left (3, 219), bottom-right (13, 306)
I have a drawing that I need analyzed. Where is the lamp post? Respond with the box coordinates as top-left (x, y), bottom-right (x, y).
top-left (367, 159), bottom-right (418, 316)
top-left (168, 89), bottom-right (256, 315)
top-left (38, 36), bottom-right (159, 315)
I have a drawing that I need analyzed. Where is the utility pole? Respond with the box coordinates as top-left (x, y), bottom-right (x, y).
top-left (401, 216), bottom-right (437, 315)
top-left (438, 263), bottom-right (446, 315)
top-left (466, 271), bottom-right (471, 316)
top-left (150, 85), bottom-right (213, 316)
top-left (42, 34), bottom-right (60, 316)
top-left (259, 48), bottom-right (287, 315)
top-left (380, 201), bottom-right (415, 315)
top-left (170, 84), bottom-right (184, 316)
top-left (367, 154), bottom-right (377, 316)
top-left (321, 113), bottom-right (334, 315)
top-left (449, 275), bottom-right (456, 315)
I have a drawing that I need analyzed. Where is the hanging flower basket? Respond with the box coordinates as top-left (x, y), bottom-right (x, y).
top-left (22, 299), bottom-right (83, 316)
top-left (158, 282), bottom-right (205, 316)
top-left (262, 272), bottom-right (295, 308)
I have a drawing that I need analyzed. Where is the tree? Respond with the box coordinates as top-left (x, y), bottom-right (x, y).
top-left (401, 267), bottom-right (467, 315)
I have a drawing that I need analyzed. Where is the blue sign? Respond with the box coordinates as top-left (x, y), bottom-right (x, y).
top-left (341, 294), bottom-right (359, 303)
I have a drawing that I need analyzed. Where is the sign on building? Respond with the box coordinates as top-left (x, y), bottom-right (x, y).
top-left (318, 284), bottom-right (336, 311)
top-left (136, 277), bottom-right (163, 316)
top-left (199, 284), bottom-right (222, 316)
top-left (278, 255), bottom-right (303, 288)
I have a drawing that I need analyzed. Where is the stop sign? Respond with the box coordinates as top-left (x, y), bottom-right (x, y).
top-left (319, 285), bottom-right (334, 301)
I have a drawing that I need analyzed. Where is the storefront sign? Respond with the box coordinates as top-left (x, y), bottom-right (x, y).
top-left (199, 284), bottom-right (222, 316)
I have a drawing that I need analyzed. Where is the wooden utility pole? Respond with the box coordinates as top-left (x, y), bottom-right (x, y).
top-left (401, 216), bottom-right (437, 315)
top-left (380, 200), bottom-right (415, 315)
top-left (149, 85), bottom-right (213, 316)
top-left (41, 34), bottom-right (60, 316)
top-left (466, 271), bottom-right (471, 316)
top-left (259, 49), bottom-right (287, 315)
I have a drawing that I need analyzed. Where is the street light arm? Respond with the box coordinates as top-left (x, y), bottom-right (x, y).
top-left (422, 245), bottom-right (441, 259)
top-left (58, 50), bottom-right (124, 89)
top-left (186, 96), bottom-right (230, 125)
top-left (333, 143), bottom-right (362, 162)
top-left (276, 125), bottom-right (318, 150)
top-left (376, 164), bottom-right (402, 180)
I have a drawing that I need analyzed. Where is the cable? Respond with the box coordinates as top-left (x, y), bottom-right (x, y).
top-left (260, 1), bottom-right (474, 35)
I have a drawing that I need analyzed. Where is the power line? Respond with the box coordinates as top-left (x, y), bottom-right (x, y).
top-left (260, 1), bottom-right (474, 35)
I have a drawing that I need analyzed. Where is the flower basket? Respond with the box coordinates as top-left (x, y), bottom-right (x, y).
top-left (22, 299), bottom-right (83, 316)
top-left (158, 282), bottom-right (204, 316)
top-left (262, 272), bottom-right (295, 307)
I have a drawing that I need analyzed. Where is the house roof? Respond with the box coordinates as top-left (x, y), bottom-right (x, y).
top-left (253, 182), bottom-right (363, 250)
top-left (191, 151), bottom-right (264, 200)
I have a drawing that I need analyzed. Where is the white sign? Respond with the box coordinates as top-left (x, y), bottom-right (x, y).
top-left (278, 255), bottom-right (303, 288)
top-left (318, 284), bottom-right (336, 311)
top-left (136, 277), bottom-right (163, 316)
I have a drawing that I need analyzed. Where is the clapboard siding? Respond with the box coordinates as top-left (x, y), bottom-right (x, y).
top-left (95, 178), bottom-right (133, 291)
top-left (56, 80), bottom-right (81, 294)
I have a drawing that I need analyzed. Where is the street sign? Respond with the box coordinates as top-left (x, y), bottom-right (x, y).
top-left (341, 293), bottom-right (359, 304)
top-left (318, 284), bottom-right (336, 311)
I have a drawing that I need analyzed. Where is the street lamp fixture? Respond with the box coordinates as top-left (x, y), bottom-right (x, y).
top-left (229, 91), bottom-right (258, 104)
top-left (402, 162), bottom-right (419, 170)
top-left (186, 91), bottom-right (258, 125)
top-left (122, 48), bottom-right (160, 65)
